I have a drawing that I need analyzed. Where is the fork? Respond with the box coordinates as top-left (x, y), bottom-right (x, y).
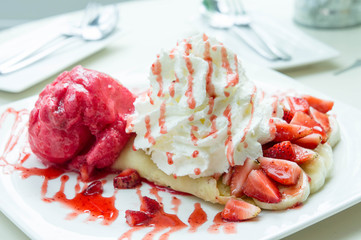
top-left (220, 0), bottom-right (291, 61)
top-left (0, 3), bottom-right (103, 74)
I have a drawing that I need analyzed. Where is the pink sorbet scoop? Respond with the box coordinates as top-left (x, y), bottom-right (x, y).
top-left (28, 66), bottom-right (135, 180)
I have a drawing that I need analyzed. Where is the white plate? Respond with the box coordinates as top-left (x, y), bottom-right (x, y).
top-left (196, 13), bottom-right (339, 70)
top-left (0, 16), bottom-right (121, 93)
top-left (1, 65), bottom-right (361, 240)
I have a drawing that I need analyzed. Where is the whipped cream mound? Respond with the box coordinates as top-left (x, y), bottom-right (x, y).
top-left (127, 34), bottom-right (281, 178)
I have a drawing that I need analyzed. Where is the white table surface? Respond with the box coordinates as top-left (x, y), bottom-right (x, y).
top-left (0, 0), bottom-right (360, 239)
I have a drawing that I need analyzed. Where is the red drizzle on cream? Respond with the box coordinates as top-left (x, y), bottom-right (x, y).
top-left (184, 56), bottom-right (196, 109)
top-left (166, 152), bottom-right (174, 165)
top-left (223, 104), bottom-right (234, 166)
top-left (151, 56), bottom-right (164, 97)
top-left (169, 74), bottom-right (179, 98)
top-left (194, 168), bottom-right (201, 175)
top-left (206, 114), bottom-right (218, 138)
top-left (159, 101), bottom-right (167, 134)
top-left (145, 115), bottom-right (156, 145)
top-left (207, 97), bottom-right (215, 115)
top-left (221, 46), bottom-right (239, 94)
top-left (271, 96), bottom-right (279, 117)
top-left (240, 86), bottom-right (257, 143)
top-left (203, 34), bottom-right (216, 98)
top-left (190, 125), bottom-right (199, 146)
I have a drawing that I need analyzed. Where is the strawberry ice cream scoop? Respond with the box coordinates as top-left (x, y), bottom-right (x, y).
top-left (28, 66), bottom-right (135, 179)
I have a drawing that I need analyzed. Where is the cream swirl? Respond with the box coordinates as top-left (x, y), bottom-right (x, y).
top-left (126, 34), bottom-right (280, 178)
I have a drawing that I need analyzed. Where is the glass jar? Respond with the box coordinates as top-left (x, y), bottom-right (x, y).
top-left (294, 0), bottom-right (361, 28)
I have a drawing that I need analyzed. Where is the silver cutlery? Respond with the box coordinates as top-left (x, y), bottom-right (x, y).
top-left (0, 3), bottom-right (118, 75)
top-left (334, 59), bottom-right (361, 75)
top-left (202, 0), bottom-right (291, 61)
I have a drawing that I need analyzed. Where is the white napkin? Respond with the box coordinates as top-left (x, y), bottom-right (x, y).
top-left (0, 16), bottom-right (120, 93)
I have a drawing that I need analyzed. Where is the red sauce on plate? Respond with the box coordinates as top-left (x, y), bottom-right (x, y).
top-left (0, 107), bottom-right (243, 240)
top-left (208, 212), bottom-right (237, 234)
top-left (188, 202), bottom-right (207, 232)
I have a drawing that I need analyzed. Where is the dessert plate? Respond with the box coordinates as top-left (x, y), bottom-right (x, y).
top-left (1, 64), bottom-right (361, 240)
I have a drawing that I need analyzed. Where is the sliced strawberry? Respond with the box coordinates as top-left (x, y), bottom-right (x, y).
top-left (290, 111), bottom-right (318, 127)
top-left (140, 196), bottom-right (161, 216)
top-left (290, 111), bottom-right (327, 142)
top-left (293, 133), bottom-right (322, 149)
top-left (258, 157), bottom-right (301, 185)
top-left (309, 107), bottom-right (331, 133)
top-left (113, 168), bottom-right (141, 189)
top-left (229, 158), bottom-right (258, 197)
top-left (302, 95), bottom-right (334, 113)
top-left (243, 169), bottom-right (282, 203)
top-left (221, 198), bottom-right (261, 222)
top-left (286, 96), bottom-right (309, 114)
top-left (83, 180), bottom-right (103, 196)
top-left (274, 122), bottom-right (313, 142)
top-left (263, 141), bottom-right (296, 161)
top-left (222, 167), bottom-right (234, 186)
top-left (125, 210), bottom-right (151, 226)
top-left (292, 144), bottom-right (318, 164)
top-left (282, 108), bottom-right (294, 123)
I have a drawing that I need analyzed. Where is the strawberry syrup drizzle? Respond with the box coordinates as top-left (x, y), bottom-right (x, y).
top-left (151, 57), bottom-right (164, 97)
top-left (207, 97), bottom-right (215, 115)
top-left (16, 164), bottom-right (120, 225)
top-left (142, 179), bottom-right (191, 196)
top-left (184, 56), bottom-right (196, 109)
top-left (280, 171), bottom-right (305, 197)
top-left (184, 40), bottom-right (192, 56)
top-left (1, 107), bottom-right (245, 239)
top-left (192, 150), bottom-right (199, 158)
top-left (159, 101), bottom-right (167, 134)
top-left (203, 34), bottom-right (216, 98)
top-left (169, 82), bottom-right (175, 98)
top-left (1, 108), bottom-right (120, 225)
top-left (190, 125), bottom-right (199, 146)
top-left (240, 86), bottom-right (257, 143)
top-left (150, 185), bottom-right (163, 204)
top-left (206, 114), bottom-right (218, 138)
top-left (118, 228), bottom-right (142, 240)
top-left (166, 152), bottom-right (174, 165)
top-left (74, 175), bottom-right (82, 193)
top-left (169, 48), bottom-right (176, 59)
top-left (133, 186), bottom-right (187, 240)
top-left (144, 115), bottom-right (156, 145)
top-left (169, 74), bottom-right (179, 98)
top-left (147, 89), bottom-right (154, 105)
top-left (208, 212), bottom-right (237, 234)
top-left (221, 46), bottom-right (239, 90)
top-left (171, 196), bottom-right (181, 214)
top-left (223, 105), bottom-right (234, 166)
top-left (271, 95), bottom-right (279, 117)
top-left (16, 165), bottom-right (65, 197)
top-left (45, 175), bottom-right (119, 225)
top-left (188, 114), bottom-right (194, 122)
top-left (188, 202), bottom-right (207, 232)
top-left (125, 115), bottom-right (135, 133)
top-left (226, 55), bottom-right (239, 88)
top-left (0, 108), bottom-right (29, 166)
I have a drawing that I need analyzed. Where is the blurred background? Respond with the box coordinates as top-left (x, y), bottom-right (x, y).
top-left (0, 0), bottom-right (122, 30)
